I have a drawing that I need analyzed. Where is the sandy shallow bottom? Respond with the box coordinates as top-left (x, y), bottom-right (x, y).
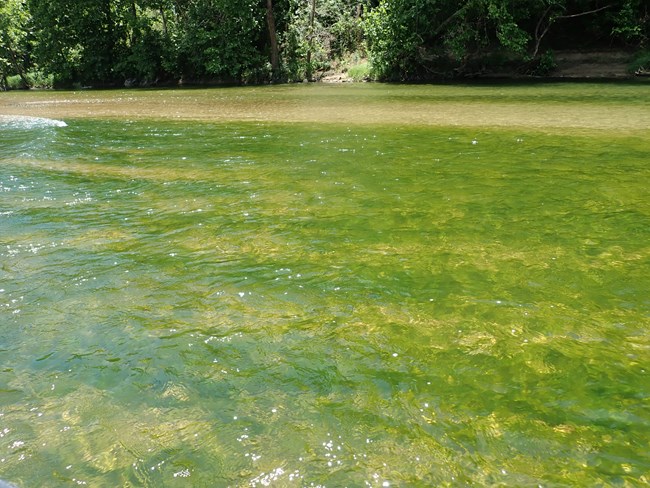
top-left (1, 83), bottom-right (649, 134)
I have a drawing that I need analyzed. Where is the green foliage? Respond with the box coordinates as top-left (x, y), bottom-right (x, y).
top-left (364, 0), bottom-right (422, 80)
top-left (6, 71), bottom-right (53, 89)
top-left (176, 0), bottom-right (268, 82)
top-left (4, 0), bottom-right (650, 85)
top-left (280, 0), bottom-right (367, 81)
top-left (28, 0), bottom-right (123, 85)
top-left (0, 0), bottom-right (32, 86)
top-left (112, 5), bottom-right (170, 84)
top-left (487, 2), bottom-right (529, 55)
top-left (5, 74), bottom-right (25, 90)
top-left (529, 49), bottom-right (557, 76)
top-left (329, 9), bottom-right (365, 59)
top-left (347, 60), bottom-right (370, 81)
top-left (365, 0), bottom-right (649, 80)
top-left (29, 70), bottom-right (54, 88)
top-left (366, 0), bottom-right (537, 79)
top-left (628, 50), bottom-right (650, 74)
top-left (613, 0), bottom-right (649, 47)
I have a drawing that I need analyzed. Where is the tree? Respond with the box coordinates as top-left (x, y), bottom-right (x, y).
top-left (529, 1), bottom-right (615, 58)
top-left (0, 0), bottom-right (32, 88)
top-left (266, 0), bottom-right (281, 79)
top-left (113, 0), bottom-right (177, 84)
top-left (366, 0), bottom-right (544, 79)
top-left (365, 0), bottom-right (645, 80)
top-left (364, 0), bottom-right (422, 79)
top-left (28, 0), bottom-right (125, 85)
top-left (612, 0), bottom-right (649, 47)
top-left (282, 0), bottom-right (367, 81)
top-left (173, 0), bottom-right (268, 83)
top-left (11, 0), bottom-right (650, 85)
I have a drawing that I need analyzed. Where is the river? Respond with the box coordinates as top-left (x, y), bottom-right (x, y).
top-left (1, 83), bottom-right (649, 486)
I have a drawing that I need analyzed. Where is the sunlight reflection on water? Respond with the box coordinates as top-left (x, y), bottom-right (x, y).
top-left (0, 115), bottom-right (67, 128)
top-left (0, 106), bottom-right (649, 486)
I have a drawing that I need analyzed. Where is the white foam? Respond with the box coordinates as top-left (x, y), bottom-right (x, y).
top-left (0, 115), bottom-right (67, 128)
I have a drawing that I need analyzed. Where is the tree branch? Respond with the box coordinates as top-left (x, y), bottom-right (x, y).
top-left (532, 5), bottom-right (553, 59)
top-left (431, 2), bottom-right (472, 38)
top-left (532, 4), bottom-right (612, 59)
top-left (558, 5), bottom-right (612, 19)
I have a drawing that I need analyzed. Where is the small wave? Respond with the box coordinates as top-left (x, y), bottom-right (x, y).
top-left (0, 115), bottom-right (67, 128)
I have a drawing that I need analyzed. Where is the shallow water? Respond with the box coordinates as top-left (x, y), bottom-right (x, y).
top-left (2, 83), bottom-right (650, 131)
top-left (0, 85), bottom-right (649, 487)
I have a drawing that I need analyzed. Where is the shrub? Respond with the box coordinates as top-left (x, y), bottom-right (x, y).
top-left (29, 71), bottom-right (54, 89)
top-left (347, 60), bottom-right (369, 81)
top-left (6, 71), bottom-right (54, 89)
top-left (628, 51), bottom-right (650, 74)
top-left (6, 74), bottom-right (27, 89)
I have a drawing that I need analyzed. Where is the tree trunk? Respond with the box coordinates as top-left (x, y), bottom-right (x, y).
top-left (160, 6), bottom-right (168, 38)
top-left (17, 71), bottom-right (30, 88)
top-left (7, 48), bottom-right (30, 88)
top-left (129, 0), bottom-right (139, 45)
top-left (265, 0), bottom-right (280, 80)
top-left (306, 0), bottom-right (317, 81)
top-left (532, 4), bottom-right (612, 59)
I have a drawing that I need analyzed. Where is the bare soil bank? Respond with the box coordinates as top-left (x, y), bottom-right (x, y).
top-left (319, 50), bottom-right (642, 83)
top-left (552, 50), bottom-right (634, 78)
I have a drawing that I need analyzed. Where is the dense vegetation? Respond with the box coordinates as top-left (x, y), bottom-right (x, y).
top-left (1, 0), bottom-right (648, 88)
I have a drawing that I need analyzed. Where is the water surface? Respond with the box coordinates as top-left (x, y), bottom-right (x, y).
top-left (2, 83), bottom-right (650, 131)
top-left (1, 84), bottom-right (649, 486)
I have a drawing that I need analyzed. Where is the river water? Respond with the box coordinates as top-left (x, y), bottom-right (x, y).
top-left (1, 84), bottom-right (649, 486)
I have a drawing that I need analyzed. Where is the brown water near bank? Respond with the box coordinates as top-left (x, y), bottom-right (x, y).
top-left (1, 83), bottom-right (649, 134)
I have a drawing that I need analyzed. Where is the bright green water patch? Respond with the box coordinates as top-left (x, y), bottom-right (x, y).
top-left (0, 113), bottom-right (649, 486)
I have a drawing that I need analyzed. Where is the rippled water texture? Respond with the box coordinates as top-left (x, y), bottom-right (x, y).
top-left (1, 84), bottom-right (649, 487)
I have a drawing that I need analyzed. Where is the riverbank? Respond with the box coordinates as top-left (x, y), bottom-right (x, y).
top-left (552, 50), bottom-right (633, 78)
top-left (2, 50), bottom-right (648, 90)
top-left (318, 50), bottom-right (645, 83)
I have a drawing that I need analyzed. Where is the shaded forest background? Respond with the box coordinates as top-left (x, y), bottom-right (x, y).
top-left (1, 0), bottom-right (649, 88)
